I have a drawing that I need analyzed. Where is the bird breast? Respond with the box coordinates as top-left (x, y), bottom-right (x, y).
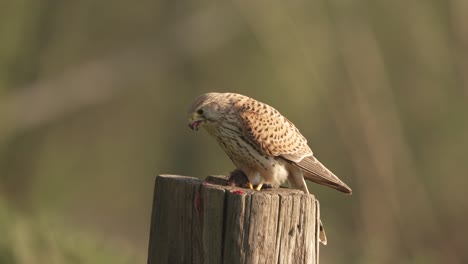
top-left (207, 123), bottom-right (289, 186)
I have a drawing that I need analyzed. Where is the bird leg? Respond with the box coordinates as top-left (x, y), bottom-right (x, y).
top-left (247, 182), bottom-right (254, 190)
top-left (255, 182), bottom-right (264, 191)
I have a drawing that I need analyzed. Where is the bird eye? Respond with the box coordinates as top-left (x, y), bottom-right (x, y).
top-left (197, 109), bottom-right (204, 115)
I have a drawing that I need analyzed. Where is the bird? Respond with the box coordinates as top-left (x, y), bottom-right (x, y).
top-left (187, 92), bottom-right (352, 195)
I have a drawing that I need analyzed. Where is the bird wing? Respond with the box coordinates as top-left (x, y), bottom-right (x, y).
top-left (295, 155), bottom-right (352, 194)
top-left (239, 105), bottom-right (352, 194)
top-left (239, 107), bottom-right (312, 160)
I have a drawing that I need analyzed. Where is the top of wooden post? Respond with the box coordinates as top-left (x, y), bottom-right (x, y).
top-left (148, 174), bottom-right (321, 264)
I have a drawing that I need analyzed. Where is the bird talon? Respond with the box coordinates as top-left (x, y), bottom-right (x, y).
top-left (255, 183), bottom-right (263, 191)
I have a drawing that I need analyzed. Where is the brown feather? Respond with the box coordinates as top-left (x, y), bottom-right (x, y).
top-left (293, 156), bottom-right (352, 194)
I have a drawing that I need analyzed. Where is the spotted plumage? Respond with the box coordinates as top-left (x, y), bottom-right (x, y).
top-left (187, 92), bottom-right (352, 195)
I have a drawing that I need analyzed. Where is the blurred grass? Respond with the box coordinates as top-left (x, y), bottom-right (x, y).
top-left (0, 0), bottom-right (467, 263)
top-left (0, 197), bottom-right (141, 264)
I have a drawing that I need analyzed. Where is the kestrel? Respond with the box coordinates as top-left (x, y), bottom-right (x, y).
top-left (188, 92), bottom-right (352, 195)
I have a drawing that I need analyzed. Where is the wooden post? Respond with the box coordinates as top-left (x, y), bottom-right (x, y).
top-left (148, 174), bottom-right (321, 264)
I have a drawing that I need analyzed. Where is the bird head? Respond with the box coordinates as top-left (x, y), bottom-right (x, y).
top-left (188, 93), bottom-right (227, 131)
top-left (188, 107), bottom-right (209, 131)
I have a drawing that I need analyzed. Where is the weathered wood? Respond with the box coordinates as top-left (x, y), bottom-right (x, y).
top-left (148, 174), bottom-right (320, 264)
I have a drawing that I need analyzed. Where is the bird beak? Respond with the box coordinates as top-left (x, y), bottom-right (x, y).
top-left (188, 120), bottom-right (202, 131)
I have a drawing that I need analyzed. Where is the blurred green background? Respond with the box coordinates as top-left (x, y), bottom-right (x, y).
top-left (1, 0), bottom-right (467, 263)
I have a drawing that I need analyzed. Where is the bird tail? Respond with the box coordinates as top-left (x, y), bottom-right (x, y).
top-left (319, 220), bottom-right (327, 245)
top-left (294, 156), bottom-right (352, 194)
